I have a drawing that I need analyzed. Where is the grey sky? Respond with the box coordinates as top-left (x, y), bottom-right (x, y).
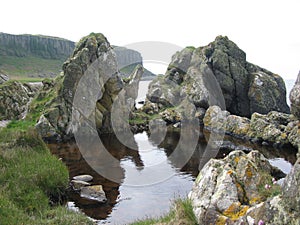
top-left (1, 0), bottom-right (299, 79)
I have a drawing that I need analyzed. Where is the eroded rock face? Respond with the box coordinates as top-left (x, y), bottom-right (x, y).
top-left (146, 36), bottom-right (289, 118)
top-left (0, 81), bottom-right (38, 120)
top-left (290, 71), bottom-right (300, 119)
top-left (189, 150), bottom-right (284, 225)
top-left (35, 33), bottom-right (143, 140)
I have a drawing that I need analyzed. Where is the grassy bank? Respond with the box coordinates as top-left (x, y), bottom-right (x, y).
top-left (131, 199), bottom-right (198, 225)
top-left (0, 55), bottom-right (63, 79)
top-left (0, 123), bottom-right (92, 224)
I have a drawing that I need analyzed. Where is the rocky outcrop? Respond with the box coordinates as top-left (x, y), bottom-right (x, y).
top-left (0, 32), bottom-right (75, 60)
top-left (189, 150), bottom-right (300, 225)
top-left (0, 81), bottom-right (40, 120)
top-left (203, 105), bottom-right (299, 148)
top-left (145, 36), bottom-right (289, 118)
top-left (290, 71), bottom-right (300, 119)
top-left (35, 33), bottom-right (143, 141)
top-left (0, 71), bottom-right (9, 84)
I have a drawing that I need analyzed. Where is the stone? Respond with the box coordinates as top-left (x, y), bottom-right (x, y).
top-left (71, 180), bottom-right (90, 191)
top-left (189, 150), bottom-right (284, 225)
top-left (0, 81), bottom-right (38, 120)
top-left (36, 33), bottom-right (143, 140)
top-left (80, 185), bottom-right (107, 203)
top-left (73, 174), bottom-right (93, 182)
top-left (290, 71), bottom-right (300, 119)
top-left (0, 71), bottom-right (9, 84)
top-left (145, 36), bottom-right (289, 119)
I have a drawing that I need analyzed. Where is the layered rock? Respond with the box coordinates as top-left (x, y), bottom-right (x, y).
top-left (290, 71), bottom-right (300, 119)
top-left (0, 81), bottom-right (40, 120)
top-left (145, 36), bottom-right (289, 118)
top-left (203, 105), bottom-right (299, 148)
top-left (35, 33), bottom-right (143, 140)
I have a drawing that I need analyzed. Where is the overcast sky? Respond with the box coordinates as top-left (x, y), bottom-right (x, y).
top-left (1, 0), bottom-right (299, 79)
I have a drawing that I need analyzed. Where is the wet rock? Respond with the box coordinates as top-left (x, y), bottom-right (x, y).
top-left (73, 174), bottom-right (93, 182)
top-left (80, 185), bottom-right (107, 203)
top-left (189, 150), bottom-right (284, 225)
top-left (71, 180), bottom-right (90, 191)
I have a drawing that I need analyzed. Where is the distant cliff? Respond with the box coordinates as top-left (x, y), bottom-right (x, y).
top-left (114, 46), bottom-right (156, 80)
top-left (0, 32), bottom-right (75, 60)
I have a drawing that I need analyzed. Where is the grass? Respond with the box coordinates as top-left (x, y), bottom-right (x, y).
top-left (0, 55), bottom-right (63, 78)
top-left (0, 127), bottom-right (93, 225)
top-left (131, 198), bottom-right (198, 225)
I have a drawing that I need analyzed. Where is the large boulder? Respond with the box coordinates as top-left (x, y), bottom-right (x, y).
top-left (146, 36), bottom-right (289, 118)
top-left (189, 150), bottom-right (285, 225)
top-left (35, 33), bottom-right (143, 140)
top-left (290, 71), bottom-right (300, 118)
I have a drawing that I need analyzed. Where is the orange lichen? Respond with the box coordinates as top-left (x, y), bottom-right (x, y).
top-left (249, 196), bottom-right (263, 205)
top-left (227, 170), bottom-right (233, 175)
top-left (245, 166), bottom-right (253, 178)
top-left (223, 202), bottom-right (249, 220)
top-left (234, 157), bottom-right (240, 164)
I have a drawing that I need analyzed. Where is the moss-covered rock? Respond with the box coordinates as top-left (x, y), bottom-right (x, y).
top-left (0, 81), bottom-right (40, 120)
top-left (146, 36), bottom-right (290, 119)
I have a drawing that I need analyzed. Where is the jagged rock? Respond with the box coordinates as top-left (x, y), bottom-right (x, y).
top-left (189, 150), bottom-right (284, 225)
top-left (0, 71), bottom-right (9, 84)
top-left (290, 71), bottom-right (300, 119)
top-left (80, 185), bottom-right (107, 203)
top-left (0, 81), bottom-right (38, 120)
top-left (36, 33), bottom-right (143, 140)
top-left (146, 36), bottom-right (289, 118)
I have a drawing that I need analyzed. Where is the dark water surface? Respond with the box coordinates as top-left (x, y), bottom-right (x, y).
top-left (48, 127), bottom-right (297, 225)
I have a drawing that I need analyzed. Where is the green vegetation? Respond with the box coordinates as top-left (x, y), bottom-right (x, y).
top-left (131, 198), bottom-right (198, 225)
top-left (0, 55), bottom-right (63, 79)
top-left (0, 75), bottom-right (92, 224)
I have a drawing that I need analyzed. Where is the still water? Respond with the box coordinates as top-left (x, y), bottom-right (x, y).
top-left (48, 81), bottom-right (297, 224)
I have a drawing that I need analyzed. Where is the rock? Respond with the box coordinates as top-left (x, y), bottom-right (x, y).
top-left (36, 33), bottom-right (143, 140)
top-left (290, 71), bottom-right (300, 119)
top-left (73, 174), bottom-right (93, 182)
top-left (0, 81), bottom-right (38, 120)
top-left (282, 158), bottom-right (300, 212)
top-left (80, 185), bottom-right (107, 203)
top-left (0, 71), bottom-right (9, 84)
top-left (71, 180), bottom-right (90, 191)
top-left (145, 36), bottom-right (289, 119)
top-left (189, 150), bottom-right (284, 225)
top-left (203, 105), bottom-right (297, 147)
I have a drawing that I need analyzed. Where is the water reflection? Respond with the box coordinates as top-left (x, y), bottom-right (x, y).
top-left (48, 126), bottom-right (297, 224)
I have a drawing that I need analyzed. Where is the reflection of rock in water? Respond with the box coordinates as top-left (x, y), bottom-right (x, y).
top-left (48, 133), bottom-right (144, 220)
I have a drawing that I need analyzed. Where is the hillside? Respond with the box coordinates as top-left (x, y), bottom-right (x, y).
top-left (0, 32), bottom-right (75, 79)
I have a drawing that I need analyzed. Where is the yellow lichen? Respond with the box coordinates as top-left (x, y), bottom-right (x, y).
top-left (216, 215), bottom-right (228, 225)
top-left (227, 170), bottom-right (233, 175)
top-left (223, 202), bottom-right (249, 220)
top-left (249, 196), bottom-right (263, 205)
top-left (234, 157), bottom-right (240, 164)
top-left (245, 166), bottom-right (253, 178)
